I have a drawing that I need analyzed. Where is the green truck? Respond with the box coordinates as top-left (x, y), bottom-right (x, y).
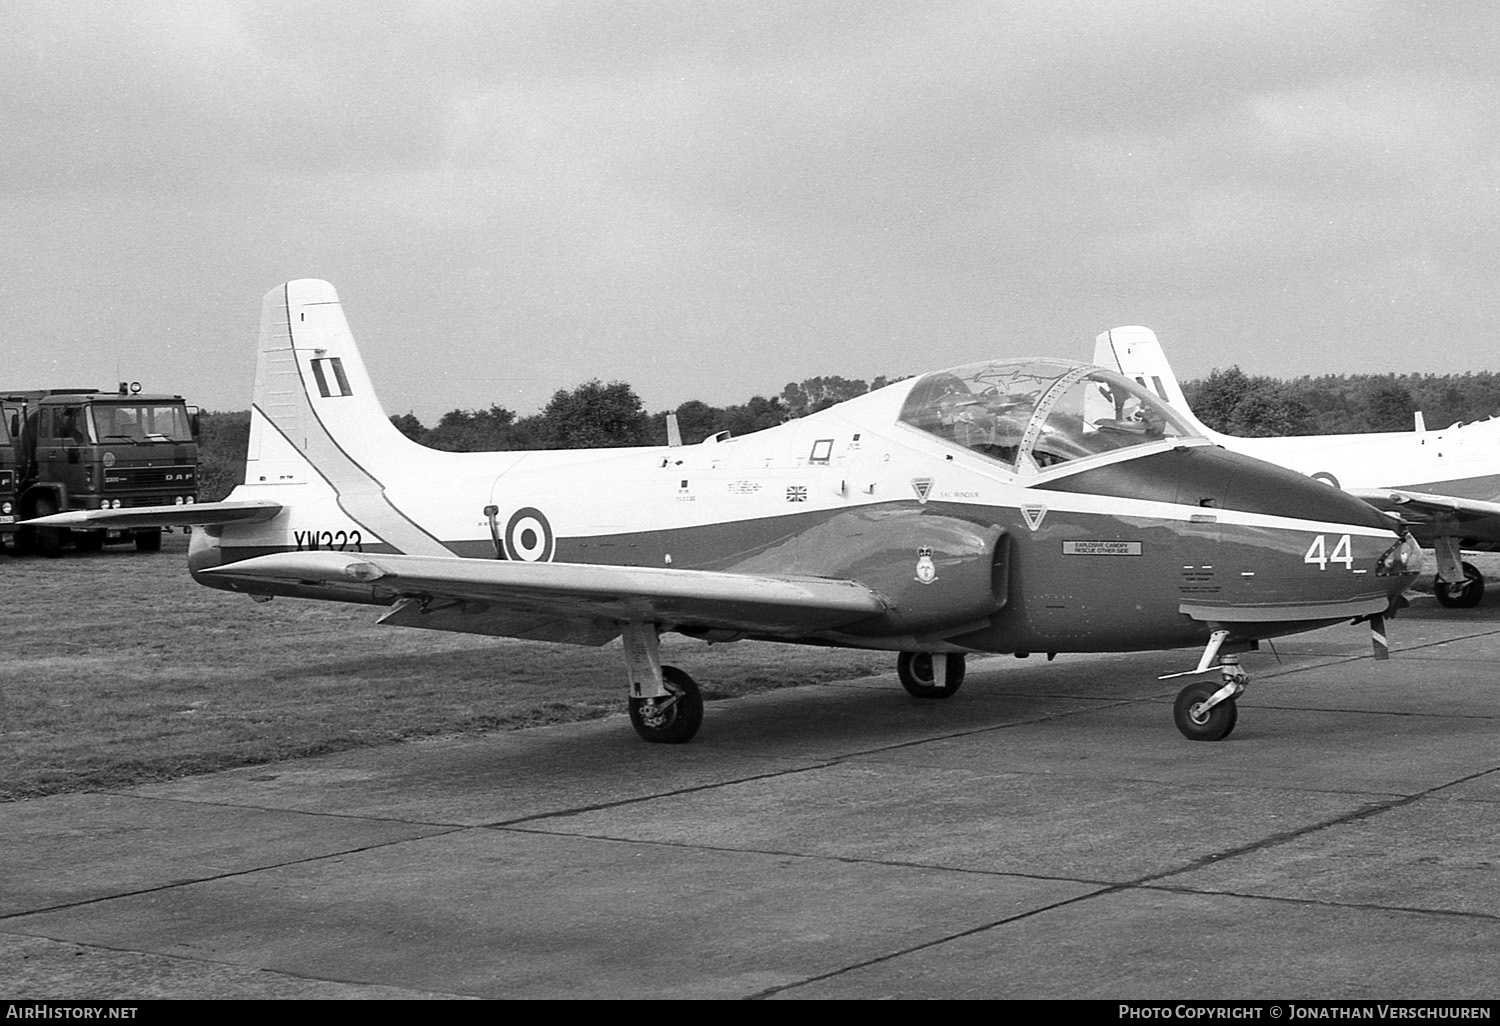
top-left (1, 384), bottom-right (199, 556)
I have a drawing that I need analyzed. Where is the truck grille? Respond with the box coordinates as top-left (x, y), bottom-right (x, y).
top-left (104, 466), bottom-right (197, 490)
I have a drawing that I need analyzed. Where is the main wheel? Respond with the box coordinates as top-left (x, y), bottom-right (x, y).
top-left (135, 528), bottom-right (163, 553)
top-left (1434, 562), bottom-right (1484, 609)
top-left (628, 665), bottom-right (703, 743)
top-left (1174, 681), bottom-right (1238, 741)
top-left (896, 651), bottom-right (966, 699)
top-left (74, 530), bottom-right (106, 553)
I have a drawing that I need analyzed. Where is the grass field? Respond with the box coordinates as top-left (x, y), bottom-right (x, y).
top-left (0, 532), bottom-right (891, 800)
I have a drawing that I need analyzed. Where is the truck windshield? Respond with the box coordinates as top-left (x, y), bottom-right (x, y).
top-left (87, 404), bottom-right (194, 443)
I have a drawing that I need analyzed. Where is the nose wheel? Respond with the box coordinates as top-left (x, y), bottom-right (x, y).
top-left (1172, 658), bottom-right (1247, 742)
top-left (1174, 680), bottom-right (1238, 741)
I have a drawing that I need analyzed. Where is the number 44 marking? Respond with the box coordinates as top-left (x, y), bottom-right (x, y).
top-left (1304, 534), bottom-right (1354, 571)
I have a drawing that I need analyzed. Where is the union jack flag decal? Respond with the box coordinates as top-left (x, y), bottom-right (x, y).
top-left (786, 485), bottom-right (808, 502)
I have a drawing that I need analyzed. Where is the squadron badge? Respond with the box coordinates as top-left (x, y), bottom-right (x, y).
top-left (915, 546), bottom-right (938, 585)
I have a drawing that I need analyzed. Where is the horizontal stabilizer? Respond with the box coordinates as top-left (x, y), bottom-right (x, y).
top-left (25, 499), bottom-right (284, 530)
top-left (202, 551), bottom-right (889, 645)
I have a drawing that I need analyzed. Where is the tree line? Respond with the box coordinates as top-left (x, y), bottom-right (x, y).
top-left (1183, 368), bottom-right (1500, 437)
top-left (195, 367), bottom-right (1500, 501)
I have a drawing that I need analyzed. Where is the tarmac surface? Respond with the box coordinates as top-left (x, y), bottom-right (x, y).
top-left (3, 594), bottom-right (1499, 1000)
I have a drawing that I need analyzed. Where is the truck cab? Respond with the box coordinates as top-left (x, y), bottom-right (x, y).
top-left (0, 409), bottom-right (16, 548)
top-left (2, 385), bottom-right (199, 556)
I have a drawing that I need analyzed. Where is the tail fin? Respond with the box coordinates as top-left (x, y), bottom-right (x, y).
top-left (1094, 326), bottom-right (1218, 438)
top-left (248, 280), bottom-right (452, 556)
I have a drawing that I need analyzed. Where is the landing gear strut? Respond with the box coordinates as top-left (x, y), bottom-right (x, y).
top-left (897, 651), bottom-right (966, 699)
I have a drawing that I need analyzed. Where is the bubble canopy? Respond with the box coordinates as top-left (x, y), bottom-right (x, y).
top-left (897, 358), bottom-right (1201, 473)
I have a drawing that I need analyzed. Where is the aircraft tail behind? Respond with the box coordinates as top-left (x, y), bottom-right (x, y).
top-left (1094, 326), bottom-right (1219, 439)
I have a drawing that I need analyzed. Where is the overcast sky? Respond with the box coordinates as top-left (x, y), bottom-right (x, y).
top-left (3, 1), bottom-right (1497, 421)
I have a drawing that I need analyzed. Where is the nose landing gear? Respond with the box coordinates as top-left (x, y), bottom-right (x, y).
top-left (1172, 656), bottom-right (1246, 741)
top-left (1162, 629), bottom-right (1245, 742)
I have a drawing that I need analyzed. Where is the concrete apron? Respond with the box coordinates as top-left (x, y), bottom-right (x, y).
top-left (2, 596), bottom-right (1498, 999)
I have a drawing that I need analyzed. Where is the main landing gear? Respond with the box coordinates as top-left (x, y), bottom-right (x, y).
top-left (628, 665), bottom-right (703, 744)
top-left (1432, 537), bottom-right (1485, 609)
top-left (621, 623), bottom-right (704, 743)
top-left (1434, 561), bottom-right (1485, 609)
top-left (896, 651), bottom-right (966, 699)
top-left (1164, 629), bottom-right (1245, 742)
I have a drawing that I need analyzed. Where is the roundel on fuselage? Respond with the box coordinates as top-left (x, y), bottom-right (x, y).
top-left (503, 507), bottom-right (555, 562)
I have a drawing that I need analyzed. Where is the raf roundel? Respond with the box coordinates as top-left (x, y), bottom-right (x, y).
top-left (503, 507), bottom-right (555, 562)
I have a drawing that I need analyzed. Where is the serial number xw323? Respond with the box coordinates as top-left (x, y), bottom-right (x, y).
top-left (293, 529), bottom-right (363, 552)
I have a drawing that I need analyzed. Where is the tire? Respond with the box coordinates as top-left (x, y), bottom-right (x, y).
top-left (74, 530), bottom-right (106, 553)
top-left (135, 528), bottom-right (163, 553)
top-left (32, 498), bottom-right (64, 558)
top-left (628, 665), bottom-right (703, 743)
top-left (1434, 562), bottom-right (1484, 609)
top-left (896, 651), bottom-right (966, 699)
top-left (1174, 681), bottom-right (1238, 742)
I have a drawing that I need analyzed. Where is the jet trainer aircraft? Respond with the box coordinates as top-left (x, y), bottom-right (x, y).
top-left (33, 281), bottom-right (1421, 744)
top-left (1096, 326), bottom-right (1499, 609)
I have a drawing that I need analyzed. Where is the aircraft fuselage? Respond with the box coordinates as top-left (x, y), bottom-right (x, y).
top-left (191, 395), bottom-right (1410, 658)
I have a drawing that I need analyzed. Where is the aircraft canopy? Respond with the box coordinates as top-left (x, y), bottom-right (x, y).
top-left (899, 359), bottom-right (1200, 472)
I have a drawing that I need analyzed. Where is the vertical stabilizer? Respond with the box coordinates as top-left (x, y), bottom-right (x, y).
top-left (1094, 326), bottom-right (1219, 439)
top-left (245, 280), bottom-right (451, 556)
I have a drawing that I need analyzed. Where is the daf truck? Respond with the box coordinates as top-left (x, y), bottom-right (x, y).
top-left (1, 384), bottom-right (199, 556)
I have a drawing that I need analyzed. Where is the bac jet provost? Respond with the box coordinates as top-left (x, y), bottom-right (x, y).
top-left (32, 280), bottom-right (1421, 745)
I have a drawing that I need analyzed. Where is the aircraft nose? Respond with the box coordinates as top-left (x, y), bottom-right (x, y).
top-left (1211, 454), bottom-right (1420, 617)
top-left (1043, 444), bottom-right (1417, 618)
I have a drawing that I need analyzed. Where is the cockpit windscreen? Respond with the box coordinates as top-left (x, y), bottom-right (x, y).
top-left (898, 359), bottom-right (1198, 472)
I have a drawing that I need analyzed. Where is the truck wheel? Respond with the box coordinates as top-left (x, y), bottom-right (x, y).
top-left (32, 499), bottom-right (65, 558)
top-left (135, 528), bottom-right (163, 553)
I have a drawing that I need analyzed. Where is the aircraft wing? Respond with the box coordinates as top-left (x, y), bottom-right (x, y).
top-left (1346, 488), bottom-right (1500, 541)
top-left (24, 499), bottom-right (285, 529)
top-left (202, 550), bottom-right (890, 646)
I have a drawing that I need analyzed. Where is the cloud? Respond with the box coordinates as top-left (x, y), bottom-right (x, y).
top-left (2, 1), bottom-right (1499, 416)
